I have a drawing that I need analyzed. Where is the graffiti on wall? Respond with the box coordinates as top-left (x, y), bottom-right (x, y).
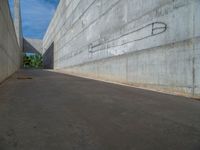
top-left (88, 22), bottom-right (167, 54)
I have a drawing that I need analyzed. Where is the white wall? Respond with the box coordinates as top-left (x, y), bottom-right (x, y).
top-left (43, 0), bottom-right (200, 98)
top-left (0, 0), bottom-right (21, 83)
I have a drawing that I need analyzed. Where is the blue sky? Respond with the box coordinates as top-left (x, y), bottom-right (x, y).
top-left (9, 0), bottom-right (59, 39)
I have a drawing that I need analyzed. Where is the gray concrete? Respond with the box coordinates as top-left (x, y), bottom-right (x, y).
top-left (0, 0), bottom-right (21, 83)
top-left (14, 0), bottom-right (23, 48)
top-left (23, 38), bottom-right (43, 54)
top-left (0, 69), bottom-right (200, 150)
top-left (43, 0), bottom-right (200, 98)
top-left (43, 43), bottom-right (54, 69)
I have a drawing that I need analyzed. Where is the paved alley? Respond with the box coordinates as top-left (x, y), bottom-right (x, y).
top-left (0, 70), bottom-right (199, 150)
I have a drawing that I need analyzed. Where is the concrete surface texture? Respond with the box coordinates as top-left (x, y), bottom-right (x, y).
top-left (23, 38), bottom-right (43, 54)
top-left (43, 43), bottom-right (54, 69)
top-left (14, 0), bottom-right (23, 48)
top-left (0, 0), bottom-right (21, 83)
top-left (0, 69), bottom-right (200, 150)
top-left (43, 0), bottom-right (200, 98)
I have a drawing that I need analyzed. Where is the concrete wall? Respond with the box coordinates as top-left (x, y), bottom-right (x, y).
top-left (43, 42), bottom-right (54, 69)
top-left (14, 0), bottom-right (23, 48)
top-left (43, 0), bottom-right (200, 98)
top-left (23, 38), bottom-right (42, 54)
top-left (0, 0), bottom-right (21, 83)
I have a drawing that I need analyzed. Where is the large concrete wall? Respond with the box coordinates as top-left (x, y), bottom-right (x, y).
top-left (0, 0), bottom-right (21, 83)
top-left (43, 42), bottom-right (54, 69)
top-left (14, 0), bottom-right (23, 48)
top-left (23, 38), bottom-right (42, 54)
top-left (43, 0), bottom-right (200, 98)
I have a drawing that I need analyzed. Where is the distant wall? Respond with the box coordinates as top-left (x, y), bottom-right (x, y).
top-left (23, 38), bottom-right (42, 54)
top-left (0, 0), bottom-right (21, 83)
top-left (43, 42), bottom-right (54, 69)
top-left (43, 0), bottom-right (200, 98)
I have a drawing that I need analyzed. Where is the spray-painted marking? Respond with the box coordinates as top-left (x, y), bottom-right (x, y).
top-left (89, 22), bottom-right (167, 54)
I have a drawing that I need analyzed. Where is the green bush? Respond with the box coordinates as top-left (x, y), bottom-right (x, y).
top-left (23, 53), bottom-right (43, 69)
